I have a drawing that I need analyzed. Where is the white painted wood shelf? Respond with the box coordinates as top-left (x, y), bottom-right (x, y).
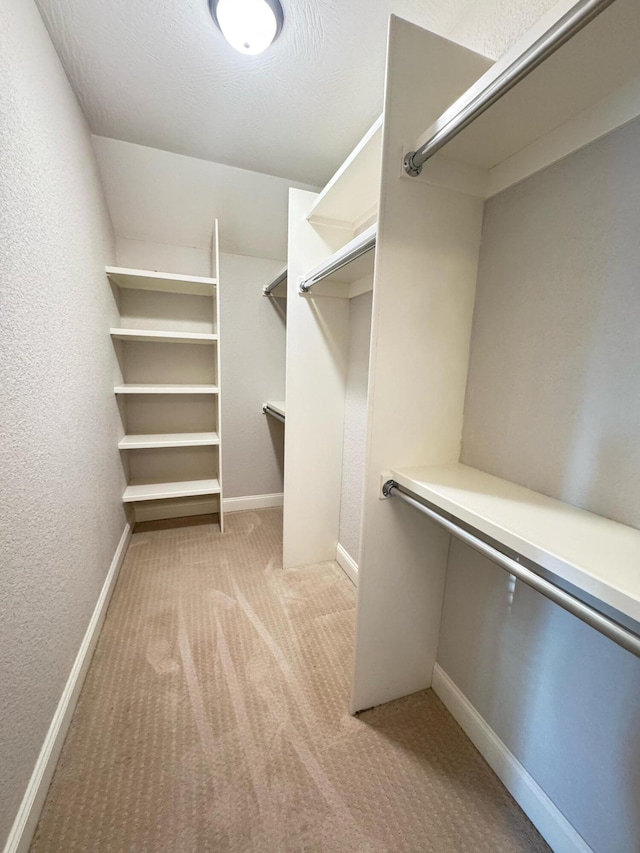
top-left (114, 384), bottom-right (219, 395)
top-left (119, 432), bottom-right (220, 450)
top-left (122, 478), bottom-right (221, 503)
top-left (390, 463), bottom-right (640, 625)
top-left (307, 116), bottom-right (382, 231)
top-left (106, 266), bottom-right (217, 297)
top-left (412, 0), bottom-right (640, 197)
top-left (300, 223), bottom-right (376, 297)
top-left (110, 328), bottom-right (218, 345)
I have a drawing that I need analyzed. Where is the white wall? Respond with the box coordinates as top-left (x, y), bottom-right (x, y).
top-left (338, 291), bottom-right (372, 565)
top-left (94, 137), bottom-right (316, 501)
top-left (0, 0), bottom-right (125, 846)
top-left (440, 117), bottom-right (640, 853)
top-left (219, 253), bottom-right (286, 499)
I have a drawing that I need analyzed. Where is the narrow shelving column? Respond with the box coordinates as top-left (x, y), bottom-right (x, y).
top-left (107, 220), bottom-right (224, 528)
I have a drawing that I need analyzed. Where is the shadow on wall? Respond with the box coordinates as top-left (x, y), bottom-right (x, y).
top-left (438, 539), bottom-right (640, 852)
top-left (265, 416), bottom-right (285, 480)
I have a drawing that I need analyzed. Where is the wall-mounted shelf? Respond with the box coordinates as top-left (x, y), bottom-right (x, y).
top-left (307, 117), bottom-right (382, 232)
top-left (122, 478), bottom-right (221, 503)
top-left (411, 0), bottom-right (640, 197)
top-left (114, 384), bottom-right (219, 395)
top-left (119, 432), bottom-right (220, 450)
top-left (106, 266), bottom-right (217, 297)
top-left (110, 328), bottom-right (218, 345)
top-left (390, 463), bottom-right (640, 627)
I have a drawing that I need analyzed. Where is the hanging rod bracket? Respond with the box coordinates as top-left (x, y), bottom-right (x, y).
top-left (403, 152), bottom-right (422, 178)
top-left (382, 479), bottom-right (397, 497)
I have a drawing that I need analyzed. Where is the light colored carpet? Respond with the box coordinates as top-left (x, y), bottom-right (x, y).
top-left (31, 509), bottom-right (549, 852)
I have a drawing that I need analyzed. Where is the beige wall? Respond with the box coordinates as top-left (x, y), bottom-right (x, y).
top-left (440, 116), bottom-right (640, 852)
top-left (0, 0), bottom-right (125, 845)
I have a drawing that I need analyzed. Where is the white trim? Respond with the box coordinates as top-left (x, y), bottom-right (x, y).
top-left (3, 524), bottom-right (132, 853)
top-left (431, 664), bottom-right (592, 853)
top-left (336, 544), bottom-right (358, 586)
top-left (222, 493), bottom-right (284, 513)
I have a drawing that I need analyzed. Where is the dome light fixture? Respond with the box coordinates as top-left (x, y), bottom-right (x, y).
top-left (209, 0), bottom-right (284, 56)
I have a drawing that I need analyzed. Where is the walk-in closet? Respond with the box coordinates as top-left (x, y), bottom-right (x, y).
top-left (2, 0), bottom-right (639, 851)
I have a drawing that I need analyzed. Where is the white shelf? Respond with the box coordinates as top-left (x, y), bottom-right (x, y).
top-left (119, 432), bottom-right (220, 450)
top-left (123, 478), bottom-right (221, 503)
top-left (263, 400), bottom-right (285, 418)
top-left (114, 384), bottom-right (219, 395)
top-left (110, 328), bottom-right (217, 345)
top-left (413, 0), bottom-right (640, 196)
top-left (106, 266), bottom-right (217, 297)
top-left (390, 463), bottom-right (640, 625)
top-left (307, 116), bottom-right (382, 231)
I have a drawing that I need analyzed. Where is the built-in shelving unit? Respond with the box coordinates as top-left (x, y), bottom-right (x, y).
top-left (390, 464), bottom-right (640, 627)
top-left (411, 0), bottom-right (640, 198)
top-left (109, 223), bottom-right (224, 529)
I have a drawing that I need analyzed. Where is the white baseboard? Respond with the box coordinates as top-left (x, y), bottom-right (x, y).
top-left (431, 664), bottom-right (592, 853)
top-left (336, 543), bottom-right (358, 586)
top-left (3, 523), bottom-right (132, 853)
top-left (222, 493), bottom-right (283, 513)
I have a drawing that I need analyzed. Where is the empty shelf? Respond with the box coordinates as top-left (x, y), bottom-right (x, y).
top-left (307, 117), bottom-right (382, 231)
top-left (119, 432), bottom-right (220, 449)
top-left (390, 463), bottom-right (640, 626)
top-left (106, 266), bottom-right (217, 297)
top-left (123, 478), bottom-right (221, 502)
top-left (300, 224), bottom-right (376, 293)
top-left (114, 384), bottom-right (219, 395)
top-left (263, 400), bottom-right (285, 417)
top-left (110, 328), bottom-right (217, 345)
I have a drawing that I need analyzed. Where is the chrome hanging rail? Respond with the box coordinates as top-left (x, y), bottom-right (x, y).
top-left (299, 223), bottom-right (377, 294)
top-left (262, 403), bottom-right (285, 424)
top-left (263, 265), bottom-right (287, 296)
top-left (404, 0), bottom-right (617, 177)
top-left (382, 479), bottom-right (640, 658)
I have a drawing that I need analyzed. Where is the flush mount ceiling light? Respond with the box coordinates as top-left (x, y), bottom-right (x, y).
top-left (209, 0), bottom-right (284, 56)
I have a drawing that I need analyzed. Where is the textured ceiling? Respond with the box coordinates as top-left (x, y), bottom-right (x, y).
top-left (35, 0), bottom-right (556, 186)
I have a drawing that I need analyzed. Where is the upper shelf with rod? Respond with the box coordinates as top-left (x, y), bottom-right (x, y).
top-left (298, 223), bottom-right (376, 298)
top-left (383, 464), bottom-right (640, 655)
top-left (405, 0), bottom-right (640, 198)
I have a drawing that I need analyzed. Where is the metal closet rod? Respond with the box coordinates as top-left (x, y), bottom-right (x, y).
top-left (299, 227), bottom-right (377, 294)
top-left (262, 404), bottom-right (285, 424)
top-left (404, 0), bottom-right (617, 177)
top-left (382, 479), bottom-right (640, 659)
top-left (263, 267), bottom-right (287, 296)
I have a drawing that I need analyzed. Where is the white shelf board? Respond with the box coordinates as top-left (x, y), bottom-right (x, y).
top-left (263, 400), bottom-right (285, 418)
top-left (110, 328), bottom-right (217, 345)
top-left (307, 116), bottom-right (382, 231)
top-left (114, 384), bottom-right (219, 395)
top-left (413, 0), bottom-right (640, 191)
top-left (390, 463), bottom-right (640, 626)
top-left (106, 266), bottom-right (217, 297)
top-left (119, 432), bottom-right (220, 450)
top-left (123, 478), bottom-right (221, 503)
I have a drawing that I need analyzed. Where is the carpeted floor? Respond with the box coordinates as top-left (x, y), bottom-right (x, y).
top-left (31, 509), bottom-right (549, 852)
